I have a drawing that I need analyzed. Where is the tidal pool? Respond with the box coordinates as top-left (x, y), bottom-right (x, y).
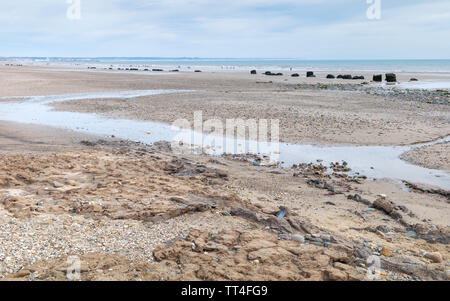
top-left (0, 90), bottom-right (448, 190)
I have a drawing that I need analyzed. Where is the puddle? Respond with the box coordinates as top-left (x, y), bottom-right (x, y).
top-left (0, 90), bottom-right (448, 190)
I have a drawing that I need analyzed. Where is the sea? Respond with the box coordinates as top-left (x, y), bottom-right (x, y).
top-left (2, 57), bottom-right (450, 73)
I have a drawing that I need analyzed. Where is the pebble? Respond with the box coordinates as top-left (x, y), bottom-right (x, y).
top-left (52, 181), bottom-right (64, 188)
top-left (380, 246), bottom-right (392, 257)
top-left (424, 252), bottom-right (443, 263)
top-left (407, 231), bottom-right (418, 238)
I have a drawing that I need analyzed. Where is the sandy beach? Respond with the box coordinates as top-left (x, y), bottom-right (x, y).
top-left (0, 65), bottom-right (449, 281)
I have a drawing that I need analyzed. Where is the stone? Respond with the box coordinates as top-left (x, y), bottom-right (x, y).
top-left (352, 76), bottom-right (365, 80)
top-left (306, 71), bottom-right (315, 78)
top-left (407, 231), bottom-right (418, 238)
top-left (424, 252), bottom-right (442, 263)
top-left (337, 75), bottom-right (343, 79)
top-left (410, 78), bottom-right (418, 81)
top-left (52, 181), bottom-right (64, 188)
top-left (380, 246), bottom-right (392, 257)
top-left (326, 74), bottom-right (335, 79)
top-left (342, 74), bottom-right (352, 80)
top-left (326, 268), bottom-right (348, 281)
top-left (385, 73), bottom-right (397, 83)
top-left (373, 198), bottom-right (395, 214)
top-left (250, 70), bottom-right (257, 75)
top-left (291, 73), bottom-right (299, 77)
top-left (373, 74), bottom-right (382, 82)
top-left (291, 234), bottom-right (305, 244)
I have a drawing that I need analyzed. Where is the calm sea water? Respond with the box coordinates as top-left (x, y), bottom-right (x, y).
top-left (3, 57), bottom-right (450, 72)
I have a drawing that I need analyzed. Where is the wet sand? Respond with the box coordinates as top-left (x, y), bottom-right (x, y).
top-left (2, 65), bottom-right (448, 146)
top-left (0, 66), bottom-right (449, 281)
top-left (401, 142), bottom-right (450, 172)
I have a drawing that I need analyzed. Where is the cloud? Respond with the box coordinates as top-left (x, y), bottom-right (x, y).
top-left (0, 0), bottom-right (448, 58)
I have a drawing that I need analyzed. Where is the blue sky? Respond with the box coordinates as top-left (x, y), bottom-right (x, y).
top-left (1, 0), bottom-right (449, 59)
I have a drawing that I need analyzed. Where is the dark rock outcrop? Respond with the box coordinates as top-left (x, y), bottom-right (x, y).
top-left (385, 73), bottom-right (397, 83)
top-left (306, 71), bottom-right (315, 78)
top-left (373, 74), bottom-right (382, 82)
top-left (326, 74), bottom-right (335, 79)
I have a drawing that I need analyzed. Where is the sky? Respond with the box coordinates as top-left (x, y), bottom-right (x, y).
top-left (0, 0), bottom-right (449, 59)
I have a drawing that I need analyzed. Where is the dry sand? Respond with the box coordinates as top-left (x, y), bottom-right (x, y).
top-left (0, 66), bottom-right (449, 281)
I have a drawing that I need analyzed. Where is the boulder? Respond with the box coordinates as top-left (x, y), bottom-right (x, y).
top-left (291, 73), bottom-right (300, 77)
top-left (264, 71), bottom-right (282, 76)
top-left (250, 70), bottom-right (257, 75)
top-left (342, 75), bottom-right (352, 80)
top-left (352, 76), bottom-right (365, 80)
top-left (194, 70), bottom-right (202, 73)
top-left (373, 74), bottom-right (382, 82)
top-left (337, 75), bottom-right (344, 79)
top-left (326, 74), bottom-right (335, 79)
top-left (373, 198), bottom-right (395, 214)
top-left (306, 71), bottom-right (315, 78)
top-left (410, 78), bottom-right (418, 81)
top-left (152, 69), bottom-right (163, 72)
top-left (385, 73), bottom-right (397, 82)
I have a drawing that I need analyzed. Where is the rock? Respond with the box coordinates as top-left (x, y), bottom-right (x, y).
top-left (152, 69), bottom-right (163, 72)
top-left (352, 76), bottom-right (365, 80)
top-left (52, 181), bottom-right (64, 188)
top-left (380, 246), bottom-right (392, 257)
top-left (385, 73), bottom-right (397, 83)
top-left (337, 75), bottom-right (343, 79)
top-left (325, 268), bottom-right (348, 281)
top-left (347, 194), bottom-right (372, 206)
top-left (342, 75), bottom-right (352, 80)
top-left (291, 234), bottom-right (305, 244)
top-left (373, 198), bottom-right (395, 214)
top-left (250, 70), bottom-right (257, 75)
top-left (291, 73), bottom-right (299, 77)
top-left (410, 78), bottom-right (418, 81)
top-left (326, 74), bottom-right (335, 79)
top-left (373, 74), bottom-right (382, 82)
top-left (194, 70), bottom-right (202, 73)
top-left (407, 231), bottom-right (418, 239)
top-left (424, 252), bottom-right (442, 263)
top-left (306, 71), bottom-right (315, 78)
top-left (264, 71), bottom-right (282, 76)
